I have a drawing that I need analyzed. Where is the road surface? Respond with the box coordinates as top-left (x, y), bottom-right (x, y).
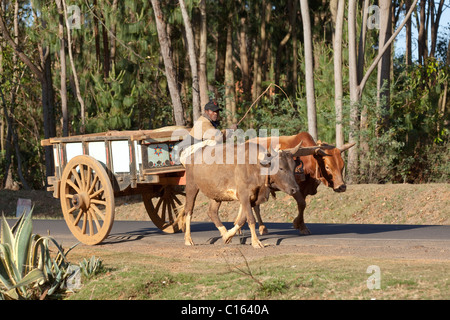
top-left (7, 218), bottom-right (450, 260)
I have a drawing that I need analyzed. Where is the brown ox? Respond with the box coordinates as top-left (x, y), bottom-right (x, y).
top-left (177, 141), bottom-right (319, 248)
top-left (242, 132), bottom-right (355, 235)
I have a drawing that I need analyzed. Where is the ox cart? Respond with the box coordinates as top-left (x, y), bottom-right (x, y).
top-left (41, 127), bottom-right (189, 245)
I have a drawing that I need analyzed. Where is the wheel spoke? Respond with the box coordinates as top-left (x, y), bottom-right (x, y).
top-left (91, 199), bottom-right (107, 206)
top-left (67, 206), bottom-right (77, 214)
top-left (80, 165), bottom-right (86, 191)
top-left (81, 212), bottom-right (87, 234)
top-left (85, 166), bottom-right (92, 192)
top-left (172, 194), bottom-right (183, 206)
top-left (161, 201), bottom-right (167, 222)
top-left (87, 174), bottom-right (99, 195)
top-left (87, 210), bottom-right (94, 236)
top-left (91, 203), bottom-right (106, 220)
top-left (154, 197), bottom-right (163, 214)
top-left (90, 207), bottom-right (102, 231)
top-left (166, 199), bottom-right (174, 223)
top-left (67, 179), bottom-right (81, 194)
top-left (170, 197), bottom-right (180, 216)
top-left (90, 187), bottom-right (104, 199)
top-left (74, 209), bottom-right (83, 226)
top-left (71, 168), bottom-right (83, 190)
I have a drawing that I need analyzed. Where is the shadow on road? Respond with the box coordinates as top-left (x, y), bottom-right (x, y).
top-left (102, 221), bottom-right (443, 246)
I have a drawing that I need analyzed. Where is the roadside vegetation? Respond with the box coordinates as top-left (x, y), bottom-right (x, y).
top-left (0, 210), bottom-right (103, 300)
top-left (64, 247), bottom-right (449, 300)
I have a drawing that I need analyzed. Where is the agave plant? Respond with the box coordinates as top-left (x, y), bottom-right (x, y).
top-left (79, 255), bottom-right (104, 279)
top-left (0, 209), bottom-right (77, 299)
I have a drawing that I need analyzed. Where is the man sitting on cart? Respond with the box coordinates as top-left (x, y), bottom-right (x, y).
top-left (176, 100), bottom-right (237, 166)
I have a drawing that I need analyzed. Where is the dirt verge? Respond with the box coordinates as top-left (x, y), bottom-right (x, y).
top-left (1, 183), bottom-right (448, 225)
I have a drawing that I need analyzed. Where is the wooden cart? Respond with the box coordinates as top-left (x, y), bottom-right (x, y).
top-left (41, 126), bottom-right (190, 245)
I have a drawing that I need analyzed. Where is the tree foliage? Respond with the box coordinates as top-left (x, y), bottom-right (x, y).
top-left (0, 0), bottom-right (448, 189)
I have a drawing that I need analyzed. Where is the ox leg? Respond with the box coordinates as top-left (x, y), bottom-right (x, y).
top-left (227, 205), bottom-right (245, 243)
top-left (233, 205), bottom-right (268, 236)
top-left (292, 191), bottom-right (310, 235)
top-left (242, 199), bottom-right (265, 248)
top-left (233, 205), bottom-right (244, 236)
top-left (253, 205), bottom-right (268, 235)
top-left (184, 213), bottom-right (195, 246)
top-left (184, 184), bottom-right (199, 246)
top-left (205, 200), bottom-right (228, 240)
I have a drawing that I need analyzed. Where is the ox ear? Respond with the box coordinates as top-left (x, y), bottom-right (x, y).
top-left (339, 142), bottom-right (356, 153)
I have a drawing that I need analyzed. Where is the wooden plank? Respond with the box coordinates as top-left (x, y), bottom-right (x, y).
top-left (143, 166), bottom-right (185, 175)
top-left (40, 127), bottom-right (190, 145)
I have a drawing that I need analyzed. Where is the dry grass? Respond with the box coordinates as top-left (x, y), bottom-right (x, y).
top-left (64, 246), bottom-right (449, 300)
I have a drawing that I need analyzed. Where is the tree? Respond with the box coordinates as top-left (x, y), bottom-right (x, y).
top-left (346, 0), bottom-right (419, 183)
top-left (62, 0), bottom-right (85, 133)
top-left (0, 3), bottom-right (56, 181)
top-left (179, 0), bottom-right (200, 121)
top-left (198, 0), bottom-right (209, 109)
top-left (150, 0), bottom-right (185, 126)
top-left (299, 0), bottom-right (317, 141)
top-left (237, 0), bottom-right (251, 103)
top-left (376, 0), bottom-right (392, 133)
top-left (55, 0), bottom-right (68, 137)
top-left (224, 7), bottom-right (236, 126)
top-left (331, 0), bottom-right (345, 148)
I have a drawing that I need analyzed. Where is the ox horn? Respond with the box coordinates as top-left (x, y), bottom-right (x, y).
top-left (284, 141), bottom-right (302, 155)
top-left (269, 144), bottom-right (279, 157)
top-left (339, 142), bottom-right (356, 152)
top-left (314, 148), bottom-right (328, 156)
top-left (285, 141), bottom-right (321, 157)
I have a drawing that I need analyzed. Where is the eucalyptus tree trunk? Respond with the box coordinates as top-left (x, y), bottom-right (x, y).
top-left (179, 0), bottom-right (200, 121)
top-left (151, 0), bottom-right (185, 126)
top-left (224, 16), bottom-right (236, 126)
top-left (62, 0), bottom-right (85, 133)
top-left (331, 0), bottom-right (345, 148)
top-left (198, 0), bottom-right (209, 109)
top-left (55, 0), bottom-right (68, 137)
top-left (376, 0), bottom-right (392, 134)
top-left (299, 0), bottom-right (317, 141)
top-left (237, 0), bottom-right (250, 103)
top-left (347, 0), bottom-right (360, 183)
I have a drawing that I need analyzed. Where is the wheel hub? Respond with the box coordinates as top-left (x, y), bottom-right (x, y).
top-left (72, 192), bottom-right (90, 211)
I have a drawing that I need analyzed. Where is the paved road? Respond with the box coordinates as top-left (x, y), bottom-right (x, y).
top-left (9, 219), bottom-right (450, 255)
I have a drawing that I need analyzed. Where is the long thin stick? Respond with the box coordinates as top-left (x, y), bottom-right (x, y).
top-left (237, 83), bottom-right (294, 126)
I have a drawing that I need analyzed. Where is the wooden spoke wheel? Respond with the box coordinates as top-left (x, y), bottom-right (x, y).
top-left (60, 155), bottom-right (115, 245)
top-left (142, 185), bottom-right (185, 233)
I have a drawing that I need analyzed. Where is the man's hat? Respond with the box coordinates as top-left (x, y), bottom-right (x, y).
top-left (204, 100), bottom-right (222, 112)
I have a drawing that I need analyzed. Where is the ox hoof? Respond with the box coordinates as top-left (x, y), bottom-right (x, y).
top-left (293, 217), bottom-right (301, 230)
top-left (251, 239), bottom-right (266, 249)
top-left (223, 232), bottom-right (235, 244)
top-left (259, 225), bottom-right (268, 235)
top-left (299, 227), bottom-right (311, 235)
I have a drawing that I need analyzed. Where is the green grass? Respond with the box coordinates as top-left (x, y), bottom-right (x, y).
top-left (65, 248), bottom-right (450, 300)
